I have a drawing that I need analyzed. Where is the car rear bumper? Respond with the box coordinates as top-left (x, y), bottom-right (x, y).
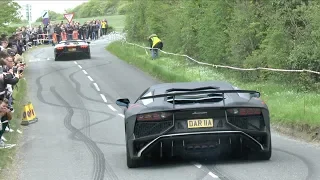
top-left (56, 50), bottom-right (90, 55)
top-left (128, 131), bottom-right (270, 159)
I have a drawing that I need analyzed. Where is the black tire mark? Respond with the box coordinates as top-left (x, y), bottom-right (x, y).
top-left (50, 87), bottom-right (118, 180)
top-left (69, 70), bottom-right (116, 104)
top-left (34, 65), bottom-right (117, 128)
top-left (35, 63), bottom-right (113, 106)
top-left (78, 119), bottom-right (110, 131)
top-left (77, 60), bottom-right (112, 67)
top-left (35, 64), bottom-right (118, 180)
top-left (273, 148), bottom-right (315, 180)
top-left (54, 68), bottom-right (91, 138)
top-left (31, 48), bottom-right (54, 60)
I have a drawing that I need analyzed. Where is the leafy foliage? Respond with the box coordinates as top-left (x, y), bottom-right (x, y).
top-left (124, 0), bottom-right (320, 91)
top-left (65, 0), bottom-right (130, 18)
top-left (0, 1), bottom-right (21, 34)
top-left (0, 1), bottom-right (21, 25)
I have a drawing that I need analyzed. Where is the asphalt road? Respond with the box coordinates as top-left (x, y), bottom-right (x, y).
top-left (11, 36), bottom-right (320, 180)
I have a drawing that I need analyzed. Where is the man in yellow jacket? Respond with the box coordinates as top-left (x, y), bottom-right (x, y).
top-left (101, 20), bottom-right (107, 36)
top-left (148, 34), bottom-right (163, 59)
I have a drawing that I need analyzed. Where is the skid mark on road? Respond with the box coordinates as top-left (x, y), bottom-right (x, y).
top-left (68, 70), bottom-right (115, 104)
top-left (50, 87), bottom-right (118, 180)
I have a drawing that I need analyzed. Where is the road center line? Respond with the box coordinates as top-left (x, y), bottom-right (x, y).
top-left (100, 94), bottom-right (107, 103)
top-left (194, 163), bottom-right (202, 169)
top-left (108, 105), bottom-right (117, 112)
top-left (74, 61), bottom-right (78, 64)
top-left (82, 70), bottom-right (88, 74)
top-left (78, 65), bottom-right (82, 69)
top-left (93, 83), bottom-right (100, 91)
top-left (87, 76), bottom-right (94, 81)
top-left (118, 114), bottom-right (124, 118)
top-left (208, 172), bottom-right (219, 179)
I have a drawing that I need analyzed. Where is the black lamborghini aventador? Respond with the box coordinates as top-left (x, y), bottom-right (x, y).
top-left (54, 39), bottom-right (91, 61)
top-left (116, 81), bottom-right (272, 168)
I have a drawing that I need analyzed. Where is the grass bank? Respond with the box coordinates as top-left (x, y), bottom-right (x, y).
top-left (10, 15), bottom-right (125, 32)
top-left (106, 41), bottom-right (320, 141)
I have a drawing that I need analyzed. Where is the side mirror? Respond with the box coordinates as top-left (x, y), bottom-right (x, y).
top-left (250, 92), bottom-right (261, 98)
top-left (116, 98), bottom-right (130, 107)
top-left (87, 41), bottom-right (91, 44)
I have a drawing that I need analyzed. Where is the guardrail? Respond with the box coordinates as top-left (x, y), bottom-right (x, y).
top-left (106, 31), bottom-right (320, 75)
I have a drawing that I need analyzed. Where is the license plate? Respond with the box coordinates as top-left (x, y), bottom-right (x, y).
top-left (68, 48), bottom-right (76, 51)
top-left (187, 118), bottom-right (213, 129)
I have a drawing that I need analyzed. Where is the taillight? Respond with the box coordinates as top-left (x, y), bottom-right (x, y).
top-left (136, 112), bottom-right (172, 121)
top-left (80, 45), bottom-right (88, 48)
top-left (227, 108), bottom-right (261, 116)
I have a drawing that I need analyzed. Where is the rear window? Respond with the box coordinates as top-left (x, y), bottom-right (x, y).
top-left (141, 91), bottom-right (153, 105)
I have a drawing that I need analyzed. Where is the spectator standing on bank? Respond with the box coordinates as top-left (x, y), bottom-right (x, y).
top-left (101, 20), bottom-right (107, 36)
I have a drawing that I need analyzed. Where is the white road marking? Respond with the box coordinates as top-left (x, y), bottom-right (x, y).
top-left (74, 61), bottom-right (78, 64)
top-left (1, 136), bottom-right (7, 141)
top-left (194, 163), bottom-right (202, 169)
top-left (208, 172), bottom-right (219, 179)
top-left (82, 70), bottom-right (88, 74)
top-left (17, 129), bottom-right (22, 134)
top-left (78, 65), bottom-right (82, 69)
top-left (93, 83), bottom-right (100, 91)
top-left (87, 76), bottom-right (94, 81)
top-left (100, 94), bottom-right (107, 103)
top-left (118, 114), bottom-right (124, 118)
top-left (47, 58), bottom-right (50, 60)
top-left (108, 105), bottom-right (117, 112)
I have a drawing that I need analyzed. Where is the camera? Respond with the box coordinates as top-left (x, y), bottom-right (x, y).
top-left (13, 66), bottom-right (18, 74)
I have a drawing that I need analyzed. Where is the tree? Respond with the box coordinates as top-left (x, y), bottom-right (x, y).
top-left (0, 1), bottom-right (21, 26)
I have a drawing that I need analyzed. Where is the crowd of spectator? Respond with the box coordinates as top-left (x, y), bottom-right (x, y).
top-left (18, 19), bottom-right (109, 47)
top-left (0, 31), bottom-right (25, 148)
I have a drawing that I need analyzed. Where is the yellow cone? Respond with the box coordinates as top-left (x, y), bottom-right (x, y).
top-left (21, 102), bottom-right (38, 125)
top-left (27, 102), bottom-right (37, 119)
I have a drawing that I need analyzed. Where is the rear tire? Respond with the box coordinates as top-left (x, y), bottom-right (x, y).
top-left (126, 144), bottom-right (140, 168)
top-left (54, 54), bottom-right (58, 61)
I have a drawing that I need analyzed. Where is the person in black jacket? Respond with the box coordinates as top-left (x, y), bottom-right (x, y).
top-left (54, 24), bottom-right (62, 43)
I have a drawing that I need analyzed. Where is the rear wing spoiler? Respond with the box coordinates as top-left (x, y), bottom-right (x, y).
top-left (140, 90), bottom-right (260, 100)
top-left (139, 89), bottom-right (261, 108)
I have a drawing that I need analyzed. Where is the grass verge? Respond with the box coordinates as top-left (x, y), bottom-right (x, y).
top-left (106, 41), bottom-right (320, 141)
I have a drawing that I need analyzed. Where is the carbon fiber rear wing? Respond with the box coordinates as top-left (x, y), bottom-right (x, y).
top-left (139, 89), bottom-right (260, 108)
top-left (140, 89), bottom-right (260, 100)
